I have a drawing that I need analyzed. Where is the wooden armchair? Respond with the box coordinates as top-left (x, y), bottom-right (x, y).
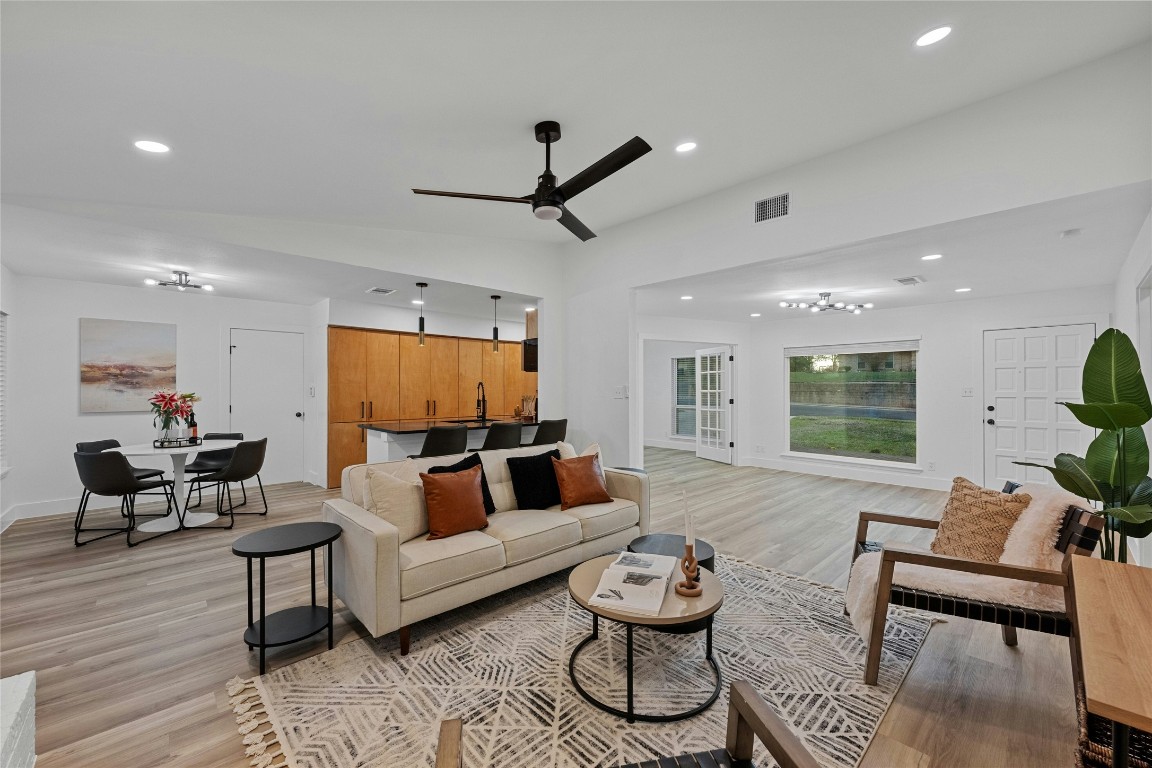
top-left (852, 484), bottom-right (1104, 685)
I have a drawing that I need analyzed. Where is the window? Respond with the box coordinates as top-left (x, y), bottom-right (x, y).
top-left (785, 341), bottom-right (918, 463)
top-left (672, 357), bottom-right (696, 438)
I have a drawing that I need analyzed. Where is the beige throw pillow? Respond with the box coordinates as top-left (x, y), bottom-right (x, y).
top-left (931, 477), bottom-right (1031, 563)
top-left (364, 466), bottom-right (428, 543)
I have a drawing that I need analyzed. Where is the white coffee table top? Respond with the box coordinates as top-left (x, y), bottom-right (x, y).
top-left (568, 554), bottom-right (724, 626)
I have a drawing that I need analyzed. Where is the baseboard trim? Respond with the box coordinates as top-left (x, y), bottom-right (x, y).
top-left (740, 455), bottom-right (952, 492)
top-left (0, 495), bottom-right (110, 533)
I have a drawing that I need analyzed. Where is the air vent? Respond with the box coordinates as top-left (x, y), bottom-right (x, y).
top-left (365, 287), bottom-right (397, 296)
top-left (753, 193), bottom-right (790, 224)
top-left (894, 276), bottom-right (927, 286)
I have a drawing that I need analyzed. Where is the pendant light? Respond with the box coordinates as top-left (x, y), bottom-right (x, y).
top-left (416, 282), bottom-right (427, 346)
top-left (491, 295), bottom-right (501, 352)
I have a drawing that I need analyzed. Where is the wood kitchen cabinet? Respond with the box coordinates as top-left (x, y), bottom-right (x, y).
top-left (327, 422), bottom-right (366, 488)
top-left (329, 327), bottom-right (399, 422)
top-left (458, 338), bottom-right (485, 418)
top-left (482, 342), bottom-right (505, 417)
top-left (365, 331), bottom-right (400, 421)
top-left (399, 335), bottom-right (459, 419)
top-left (502, 342), bottom-right (525, 415)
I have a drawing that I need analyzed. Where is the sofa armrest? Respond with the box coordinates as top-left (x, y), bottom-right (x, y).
top-left (604, 469), bottom-right (650, 536)
top-left (322, 498), bottom-right (401, 637)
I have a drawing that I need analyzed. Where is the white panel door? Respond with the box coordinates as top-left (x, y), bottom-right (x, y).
top-left (695, 346), bottom-right (732, 464)
top-left (982, 324), bottom-right (1096, 489)
top-left (229, 328), bottom-right (305, 484)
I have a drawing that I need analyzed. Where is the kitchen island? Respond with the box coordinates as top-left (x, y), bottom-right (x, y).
top-left (358, 418), bottom-right (538, 462)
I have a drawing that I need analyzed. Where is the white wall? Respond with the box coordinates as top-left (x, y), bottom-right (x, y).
top-left (559, 45), bottom-right (1150, 468)
top-left (743, 285), bottom-right (1113, 490)
top-left (2, 275), bottom-right (316, 526)
top-left (329, 299), bottom-right (526, 341)
top-left (643, 341), bottom-right (713, 450)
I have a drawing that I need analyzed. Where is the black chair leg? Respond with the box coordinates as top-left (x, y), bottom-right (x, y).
top-left (231, 476), bottom-right (267, 516)
top-left (75, 492), bottom-right (133, 547)
top-left (127, 482), bottom-right (182, 547)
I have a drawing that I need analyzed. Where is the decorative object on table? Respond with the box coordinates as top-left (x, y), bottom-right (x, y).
top-left (676, 513), bottom-right (703, 597)
top-left (1015, 328), bottom-right (1152, 563)
top-left (79, 318), bottom-right (176, 412)
top-left (227, 556), bottom-right (932, 768)
top-left (149, 390), bottom-right (200, 445)
top-left (629, 533), bottom-right (716, 573)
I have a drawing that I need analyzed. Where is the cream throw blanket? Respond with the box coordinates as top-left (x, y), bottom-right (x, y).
top-left (845, 483), bottom-right (1082, 639)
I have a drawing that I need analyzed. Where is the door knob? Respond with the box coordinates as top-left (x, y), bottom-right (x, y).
top-left (986, 405), bottom-right (995, 411)
top-left (986, 418), bottom-right (995, 425)
top-left (295, 412), bottom-right (303, 418)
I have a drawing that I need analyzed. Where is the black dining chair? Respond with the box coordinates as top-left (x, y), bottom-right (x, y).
top-left (185, 432), bottom-right (245, 509)
top-left (76, 439), bottom-right (168, 517)
top-left (409, 425), bottom-right (468, 458)
top-left (521, 418), bottom-right (567, 447)
top-left (469, 422), bottom-right (522, 452)
top-left (74, 451), bottom-right (176, 547)
top-left (185, 438), bottom-right (269, 527)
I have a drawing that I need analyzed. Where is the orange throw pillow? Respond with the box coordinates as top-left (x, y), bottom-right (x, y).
top-left (420, 465), bottom-right (488, 540)
top-left (552, 455), bottom-right (613, 510)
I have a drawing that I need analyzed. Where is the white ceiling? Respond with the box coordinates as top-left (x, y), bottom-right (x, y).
top-left (2, 1), bottom-right (1152, 317)
top-left (635, 182), bottom-right (1152, 321)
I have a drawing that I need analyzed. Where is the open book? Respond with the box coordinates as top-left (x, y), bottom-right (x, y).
top-left (587, 552), bottom-right (680, 616)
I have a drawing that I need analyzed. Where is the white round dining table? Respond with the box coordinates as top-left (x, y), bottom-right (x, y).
top-left (104, 440), bottom-right (242, 532)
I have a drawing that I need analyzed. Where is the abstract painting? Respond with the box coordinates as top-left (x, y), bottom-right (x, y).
top-left (79, 318), bottom-right (176, 412)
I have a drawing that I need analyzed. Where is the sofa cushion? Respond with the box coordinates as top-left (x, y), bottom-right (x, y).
top-left (552, 455), bottom-right (612, 510)
top-left (421, 465), bottom-right (489, 540)
top-left (427, 453), bottom-right (496, 515)
top-left (478, 444), bottom-right (561, 512)
top-left (364, 466), bottom-right (427, 543)
top-left (557, 442), bottom-right (606, 483)
top-left (507, 449), bottom-right (563, 509)
top-left (399, 531), bottom-right (506, 600)
top-left (344, 453), bottom-right (472, 508)
top-left (482, 510), bottom-right (582, 567)
top-left (548, 498), bottom-right (639, 541)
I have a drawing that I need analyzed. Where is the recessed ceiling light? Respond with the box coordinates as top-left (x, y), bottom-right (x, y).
top-left (955, 287), bottom-right (972, 293)
top-left (675, 142), bottom-right (697, 153)
top-left (134, 140), bottom-right (169, 153)
top-left (411, 299), bottom-right (424, 305)
top-left (681, 295), bottom-right (693, 300)
top-left (921, 254), bottom-right (943, 261)
top-left (750, 313), bottom-right (761, 317)
top-left (916, 26), bottom-right (951, 47)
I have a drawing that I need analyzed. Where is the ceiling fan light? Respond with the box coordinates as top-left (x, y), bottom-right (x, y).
top-left (853, 308), bottom-right (862, 314)
top-left (798, 303), bottom-right (809, 309)
top-left (834, 302), bottom-right (845, 308)
top-left (533, 203), bottom-right (562, 221)
top-left (144, 278), bottom-right (158, 286)
top-left (863, 303), bottom-right (874, 309)
top-left (810, 306), bottom-right (820, 313)
top-left (202, 284), bottom-right (214, 291)
top-left (778, 301), bottom-right (789, 308)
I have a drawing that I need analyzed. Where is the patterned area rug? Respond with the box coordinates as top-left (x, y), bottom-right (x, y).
top-left (228, 555), bottom-right (931, 768)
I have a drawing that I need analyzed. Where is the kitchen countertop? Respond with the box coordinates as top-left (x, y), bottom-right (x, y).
top-left (357, 417), bottom-right (538, 435)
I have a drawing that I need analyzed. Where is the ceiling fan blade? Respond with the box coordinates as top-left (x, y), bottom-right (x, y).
top-left (557, 205), bottom-right (596, 241)
top-left (412, 189), bottom-right (532, 204)
top-left (556, 136), bottom-right (652, 201)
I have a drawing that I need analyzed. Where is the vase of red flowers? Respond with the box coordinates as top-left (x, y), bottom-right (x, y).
top-left (149, 391), bottom-right (200, 444)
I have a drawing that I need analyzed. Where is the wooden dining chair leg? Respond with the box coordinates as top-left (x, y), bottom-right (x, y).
top-left (865, 554), bottom-right (896, 685)
top-left (1001, 624), bottom-right (1018, 647)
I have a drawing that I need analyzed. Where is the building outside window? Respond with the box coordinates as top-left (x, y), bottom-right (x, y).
top-left (786, 341), bottom-right (918, 463)
top-left (672, 356), bottom-right (696, 438)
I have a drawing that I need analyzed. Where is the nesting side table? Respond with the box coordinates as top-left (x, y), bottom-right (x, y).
top-left (232, 522), bottom-right (342, 674)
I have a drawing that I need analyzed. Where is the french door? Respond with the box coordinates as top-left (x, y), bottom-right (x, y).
top-left (982, 324), bottom-right (1096, 488)
top-left (695, 346), bottom-right (733, 464)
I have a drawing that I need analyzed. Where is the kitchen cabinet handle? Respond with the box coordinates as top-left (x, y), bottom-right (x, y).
top-left (361, 401), bottom-right (365, 418)
top-left (426, 400), bottom-right (430, 416)
top-left (433, 400), bottom-right (437, 416)
top-left (369, 401), bottom-right (373, 418)
top-left (361, 428), bottom-right (365, 443)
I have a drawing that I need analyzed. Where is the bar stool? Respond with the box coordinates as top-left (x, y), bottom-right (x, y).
top-left (469, 422), bottom-right (522, 452)
top-left (409, 425), bottom-right (468, 458)
top-left (522, 418), bottom-right (567, 446)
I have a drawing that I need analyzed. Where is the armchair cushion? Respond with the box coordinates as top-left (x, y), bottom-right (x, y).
top-left (931, 477), bottom-right (1031, 562)
top-left (1000, 483), bottom-right (1086, 606)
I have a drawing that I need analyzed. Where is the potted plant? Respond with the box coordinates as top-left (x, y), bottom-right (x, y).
top-left (1018, 328), bottom-right (1152, 562)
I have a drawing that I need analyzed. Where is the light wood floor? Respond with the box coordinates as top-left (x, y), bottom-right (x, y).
top-left (0, 449), bottom-right (1077, 767)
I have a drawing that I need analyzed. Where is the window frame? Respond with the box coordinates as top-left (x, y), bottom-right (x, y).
top-left (671, 356), bottom-right (696, 439)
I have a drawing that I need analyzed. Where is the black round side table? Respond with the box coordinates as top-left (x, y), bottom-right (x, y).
top-left (628, 532), bottom-right (716, 573)
top-left (232, 522), bottom-right (342, 675)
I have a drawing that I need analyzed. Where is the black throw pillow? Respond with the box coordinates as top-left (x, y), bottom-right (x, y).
top-left (506, 449), bottom-right (562, 510)
top-left (428, 453), bottom-right (496, 515)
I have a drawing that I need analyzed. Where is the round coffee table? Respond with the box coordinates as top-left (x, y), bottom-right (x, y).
top-left (568, 554), bottom-right (724, 723)
top-left (629, 533), bottom-right (716, 573)
top-left (232, 522), bottom-right (342, 674)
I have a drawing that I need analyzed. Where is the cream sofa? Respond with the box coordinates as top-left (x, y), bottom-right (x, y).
top-left (322, 444), bottom-right (650, 654)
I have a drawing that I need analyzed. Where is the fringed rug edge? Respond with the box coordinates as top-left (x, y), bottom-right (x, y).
top-left (227, 674), bottom-right (297, 768)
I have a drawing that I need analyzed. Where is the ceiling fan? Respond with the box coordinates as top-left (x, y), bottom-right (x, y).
top-left (413, 121), bottom-right (652, 242)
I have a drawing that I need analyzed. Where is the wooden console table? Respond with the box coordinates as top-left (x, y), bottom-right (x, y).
top-left (1069, 556), bottom-right (1152, 768)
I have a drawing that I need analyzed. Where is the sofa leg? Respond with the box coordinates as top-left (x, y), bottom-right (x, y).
top-left (1001, 624), bottom-right (1018, 647)
top-left (399, 625), bottom-right (410, 656)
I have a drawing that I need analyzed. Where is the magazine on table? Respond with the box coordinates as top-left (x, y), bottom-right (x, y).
top-left (587, 552), bottom-right (680, 616)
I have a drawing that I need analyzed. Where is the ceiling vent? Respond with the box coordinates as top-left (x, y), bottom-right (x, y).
top-left (365, 287), bottom-right (397, 296)
top-left (753, 193), bottom-right (790, 224)
top-left (894, 275), bottom-right (927, 287)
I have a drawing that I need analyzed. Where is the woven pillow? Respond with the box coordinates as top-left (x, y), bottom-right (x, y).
top-left (931, 477), bottom-right (1031, 562)
top-left (364, 466), bottom-right (427, 542)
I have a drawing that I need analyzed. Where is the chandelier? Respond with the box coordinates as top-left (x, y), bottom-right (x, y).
top-left (779, 292), bottom-right (872, 314)
top-left (146, 271), bottom-right (214, 291)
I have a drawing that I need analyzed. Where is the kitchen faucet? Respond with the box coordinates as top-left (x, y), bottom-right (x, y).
top-left (476, 381), bottom-right (487, 421)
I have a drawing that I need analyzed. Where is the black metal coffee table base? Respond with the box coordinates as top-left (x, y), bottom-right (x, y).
top-left (568, 612), bottom-right (722, 723)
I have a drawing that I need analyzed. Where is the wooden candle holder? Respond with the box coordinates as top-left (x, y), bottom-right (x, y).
top-left (675, 542), bottom-right (703, 597)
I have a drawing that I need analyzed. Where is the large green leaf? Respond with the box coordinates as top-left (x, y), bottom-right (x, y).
top-left (1015, 456), bottom-right (1104, 500)
top-left (1130, 477), bottom-right (1152, 506)
top-left (1082, 328), bottom-right (1152, 418)
top-left (1105, 505), bottom-right (1152, 525)
top-left (1062, 401), bottom-right (1149, 430)
top-left (1085, 428), bottom-right (1150, 488)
